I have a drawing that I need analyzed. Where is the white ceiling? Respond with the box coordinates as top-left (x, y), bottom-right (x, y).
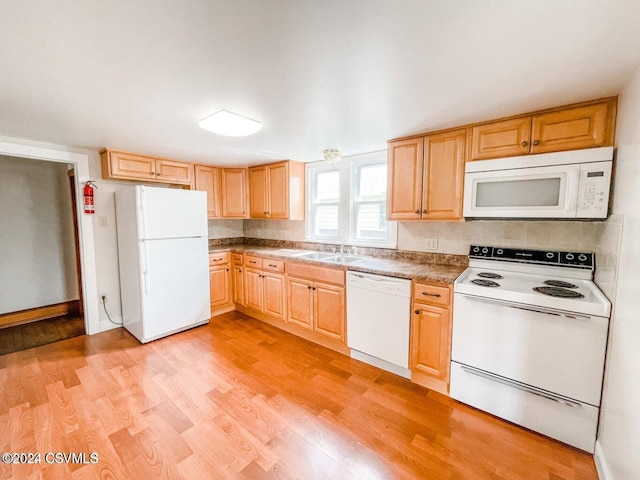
top-left (1, 1), bottom-right (640, 166)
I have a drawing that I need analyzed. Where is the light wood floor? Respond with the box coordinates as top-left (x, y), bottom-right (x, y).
top-left (0, 311), bottom-right (597, 479)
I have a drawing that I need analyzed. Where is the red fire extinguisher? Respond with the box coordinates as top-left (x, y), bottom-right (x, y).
top-left (83, 181), bottom-right (97, 214)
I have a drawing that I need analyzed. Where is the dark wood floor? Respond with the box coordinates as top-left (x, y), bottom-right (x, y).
top-left (0, 311), bottom-right (597, 479)
top-left (0, 315), bottom-right (85, 356)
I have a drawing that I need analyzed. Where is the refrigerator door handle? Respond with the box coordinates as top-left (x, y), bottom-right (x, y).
top-left (142, 240), bottom-right (151, 294)
top-left (137, 186), bottom-right (148, 239)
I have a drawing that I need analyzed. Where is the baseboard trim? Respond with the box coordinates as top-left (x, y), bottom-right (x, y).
top-left (594, 440), bottom-right (614, 480)
top-left (0, 300), bottom-right (80, 329)
top-left (99, 317), bottom-right (123, 333)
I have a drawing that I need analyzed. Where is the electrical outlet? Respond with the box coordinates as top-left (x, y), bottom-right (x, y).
top-left (425, 238), bottom-right (438, 250)
top-left (100, 293), bottom-right (108, 304)
top-left (98, 216), bottom-right (108, 228)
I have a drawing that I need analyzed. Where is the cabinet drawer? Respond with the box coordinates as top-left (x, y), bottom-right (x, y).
top-left (262, 258), bottom-right (285, 273)
top-left (231, 253), bottom-right (244, 265)
top-left (286, 262), bottom-right (345, 285)
top-left (209, 252), bottom-right (229, 265)
top-left (244, 255), bottom-right (263, 268)
top-left (413, 282), bottom-right (450, 307)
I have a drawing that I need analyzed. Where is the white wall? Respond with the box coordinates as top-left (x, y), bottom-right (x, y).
top-left (0, 155), bottom-right (78, 313)
top-left (595, 66), bottom-right (640, 480)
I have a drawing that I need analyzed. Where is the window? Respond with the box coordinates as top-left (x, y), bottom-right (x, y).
top-left (306, 151), bottom-right (397, 247)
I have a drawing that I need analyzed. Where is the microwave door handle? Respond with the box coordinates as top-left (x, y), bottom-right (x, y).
top-left (565, 167), bottom-right (581, 212)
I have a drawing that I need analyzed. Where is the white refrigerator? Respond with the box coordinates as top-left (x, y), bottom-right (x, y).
top-left (115, 185), bottom-right (210, 343)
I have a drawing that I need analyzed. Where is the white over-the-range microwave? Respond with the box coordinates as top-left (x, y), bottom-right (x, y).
top-left (463, 146), bottom-right (613, 219)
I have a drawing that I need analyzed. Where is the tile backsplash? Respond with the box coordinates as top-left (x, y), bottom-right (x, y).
top-left (400, 216), bottom-right (622, 299)
top-left (210, 216), bottom-right (622, 299)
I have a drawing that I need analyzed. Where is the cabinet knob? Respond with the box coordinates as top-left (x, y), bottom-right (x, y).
top-left (422, 209), bottom-right (427, 214)
top-left (520, 141), bottom-right (528, 147)
top-left (415, 309), bottom-right (420, 314)
top-left (533, 140), bottom-right (540, 146)
top-left (415, 210), bottom-right (420, 214)
top-left (308, 286), bottom-right (312, 290)
top-left (226, 268), bottom-right (229, 272)
top-left (312, 287), bottom-right (316, 291)
top-left (151, 171), bottom-right (156, 175)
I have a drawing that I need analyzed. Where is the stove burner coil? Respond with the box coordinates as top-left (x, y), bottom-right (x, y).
top-left (471, 279), bottom-right (500, 287)
top-left (533, 286), bottom-right (584, 298)
top-left (477, 272), bottom-right (503, 279)
top-left (543, 280), bottom-right (578, 288)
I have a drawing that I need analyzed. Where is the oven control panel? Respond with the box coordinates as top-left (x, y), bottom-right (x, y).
top-left (469, 245), bottom-right (594, 269)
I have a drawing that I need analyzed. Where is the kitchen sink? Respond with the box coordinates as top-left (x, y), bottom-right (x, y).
top-left (290, 251), bottom-right (336, 260)
top-left (322, 255), bottom-right (369, 265)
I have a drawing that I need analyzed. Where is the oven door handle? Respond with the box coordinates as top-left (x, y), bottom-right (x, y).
top-left (460, 365), bottom-right (582, 409)
top-left (463, 295), bottom-right (591, 321)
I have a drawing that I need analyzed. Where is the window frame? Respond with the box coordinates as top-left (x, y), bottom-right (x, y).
top-left (305, 151), bottom-right (397, 248)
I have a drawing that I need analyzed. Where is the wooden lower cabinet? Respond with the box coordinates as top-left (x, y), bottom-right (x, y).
top-left (263, 272), bottom-right (286, 320)
top-left (244, 268), bottom-right (263, 311)
top-left (209, 254), bottom-right (233, 315)
top-left (410, 281), bottom-right (453, 395)
top-left (287, 277), bottom-right (314, 329)
top-left (243, 265), bottom-right (286, 321)
top-left (232, 264), bottom-right (244, 306)
top-left (314, 282), bottom-right (345, 341)
top-left (286, 263), bottom-right (346, 346)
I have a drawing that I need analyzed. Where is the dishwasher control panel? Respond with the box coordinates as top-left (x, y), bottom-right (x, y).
top-left (346, 271), bottom-right (412, 296)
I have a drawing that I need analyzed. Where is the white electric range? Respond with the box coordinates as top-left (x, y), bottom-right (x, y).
top-left (450, 245), bottom-right (611, 453)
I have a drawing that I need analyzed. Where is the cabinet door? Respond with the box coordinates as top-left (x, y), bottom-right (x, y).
top-left (263, 272), bottom-right (286, 320)
top-left (267, 162), bottom-right (289, 219)
top-left (422, 129), bottom-right (465, 220)
top-left (248, 166), bottom-right (269, 218)
top-left (314, 282), bottom-right (345, 342)
top-left (387, 138), bottom-right (424, 220)
top-left (220, 168), bottom-right (248, 218)
top-left (244, 268), bottom-right (263, 311)
top-left (155, 159), bottom-right (193, 184)
top-left (209, 265), bottom-right (231, 309)
top-left (470, 117), bottom-right (532, 160)
top-left (232, 265), bottom-right (244, 306)
top-left (195, 165), bottom-right (220, 219)
top-left (106, 151), bottom-right (156, 181)
top-left (531, 103), bottom-right (610, 154)
top-left (287, 277), bottom-right (314, 330)
top-left (410, 303), bottom-right (451, 382)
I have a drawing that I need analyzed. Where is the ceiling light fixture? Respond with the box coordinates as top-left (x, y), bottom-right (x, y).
top-left (323, 148), bottom-right (343, 165)
top-left (198, 109), bottom-right (263, 137)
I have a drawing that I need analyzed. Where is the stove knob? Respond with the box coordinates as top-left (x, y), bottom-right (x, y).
top-left (566, 253), bottom-right (574, 260)
top-left (546, 252), bottom-right (554, 259)
top-left (472, 246), bottom-right (480, 253)
top-left (578, 254), bottom-right (588, 262)
top-left (482, 248), bottom-right (489, 254)
top-left (496, 249), bottom-right (503, 255)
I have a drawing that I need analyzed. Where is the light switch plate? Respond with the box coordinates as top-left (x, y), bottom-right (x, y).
top-left (425, 238), bottom-right (438, 250)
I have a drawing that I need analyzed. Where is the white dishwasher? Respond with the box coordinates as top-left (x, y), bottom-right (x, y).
top-left (346, 271), bottom-right (412, 378)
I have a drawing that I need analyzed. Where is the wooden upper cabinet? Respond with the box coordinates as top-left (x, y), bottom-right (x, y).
top-left (100, 149), bottom-right (192, 185)
top-left (387, 131), bottom-right (465, 221)
top-left (469, 99), bottom-right (616, 161)
top-left (194, 165), bottom-right (220, 219)
top-left (422, 129), bottom-right (465, 220)
top-left (470, 117), bottom-right (532, 160)
top-left (248, 166), bottom-right (269, 218)
top-left (387, 138), bottom-right (424, 220)
top-left (220, 168), bottom-right (249, 218)
top-left (248, 161), bottom-right (305, 220)
top-left (531, 103), bottom-right (611, 154)
top-left (155, 159), bottom-right (193, 184)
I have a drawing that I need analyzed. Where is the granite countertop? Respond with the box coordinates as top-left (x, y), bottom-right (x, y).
top-left (209, 244), bottom-right (466, 285)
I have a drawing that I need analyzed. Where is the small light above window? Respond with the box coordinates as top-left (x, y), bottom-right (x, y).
top-left (198, 109), bottom-right (263, 137)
